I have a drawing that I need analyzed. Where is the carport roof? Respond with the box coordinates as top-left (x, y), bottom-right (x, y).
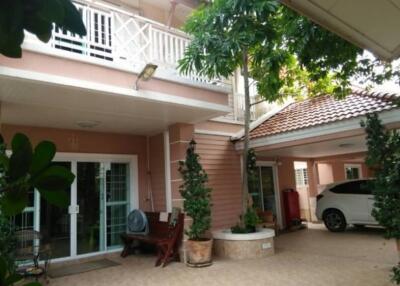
top-left (249, 90), bottom-right (399, 140)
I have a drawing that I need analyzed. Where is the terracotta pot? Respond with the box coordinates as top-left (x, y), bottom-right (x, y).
top-left (186, 239), bottom-right (213, 265)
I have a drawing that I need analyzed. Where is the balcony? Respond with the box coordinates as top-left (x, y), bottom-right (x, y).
top-left (22, 0), bottom-right (228, 90)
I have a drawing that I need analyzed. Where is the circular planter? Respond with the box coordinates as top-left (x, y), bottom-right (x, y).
top-left (212, 228), bottom-right (275, 260)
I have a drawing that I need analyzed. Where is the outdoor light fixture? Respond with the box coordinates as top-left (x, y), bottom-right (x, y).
top-left (134, 63), bottom-right (158, 90)
top-left (189, 139), bottom-right (197, 151)
top-left (76, 120), bottom-right (100, 128)
top-left (338, 143), bottom-right (354, 148)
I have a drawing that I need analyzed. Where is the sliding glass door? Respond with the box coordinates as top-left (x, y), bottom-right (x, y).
top-left (76, 162), bottom-right (129, 254)
top-left (249, 165), bottom-right (279, 217)
top-left (12, 155), bottom-right (133, 260)
top-left (106, 163), bottom-right (129, 248)
top-left (77, 162), bottom-right (103, 255)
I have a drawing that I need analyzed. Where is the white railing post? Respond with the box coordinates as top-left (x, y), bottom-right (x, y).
top-left (148, 24), bottom-right (153, 63)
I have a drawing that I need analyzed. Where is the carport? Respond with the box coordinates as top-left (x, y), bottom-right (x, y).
top-left (234, 90), bottom-right (400, 228)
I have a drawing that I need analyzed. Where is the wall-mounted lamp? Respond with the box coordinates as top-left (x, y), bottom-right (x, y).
top-left (134, 63), bottom-right (158, 90)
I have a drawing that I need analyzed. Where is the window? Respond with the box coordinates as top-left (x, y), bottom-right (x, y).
top-left (345, 164), bottom-right (362, 180)
top-left (295, 168), bottom-right (308, 186)
top-left (330, 180), bottom-right (371, 195)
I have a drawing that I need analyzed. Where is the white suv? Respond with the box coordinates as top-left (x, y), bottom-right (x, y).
top-left (316, 179), bottom-right (378, 232)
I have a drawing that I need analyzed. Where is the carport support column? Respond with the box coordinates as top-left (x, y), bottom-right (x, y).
top-left (307, 160), bottom-right (319, 222)
top-left (165, 123), bottom-right (195, 261)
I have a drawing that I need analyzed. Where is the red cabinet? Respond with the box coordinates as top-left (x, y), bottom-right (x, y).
top-left (283, 189), bottom-right (301, 227)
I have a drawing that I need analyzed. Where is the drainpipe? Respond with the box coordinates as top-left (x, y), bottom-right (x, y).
top-left (146, 136), bottom-right (154, 211)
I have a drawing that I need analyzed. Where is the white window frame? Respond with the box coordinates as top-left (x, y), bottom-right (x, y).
top-left (344, 163), bottom-right (363, 180)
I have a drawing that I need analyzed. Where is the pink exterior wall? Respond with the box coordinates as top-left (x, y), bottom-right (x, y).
top-left (2, 124), bottom-right (150, 210)
top-left (317, 163), bottom-right (334, 185)
top-left (276, 157), bottom-right (297, 191)
top-left (149, 133), bottom-right (166, 211)
top-left (195, 121), bottom-right (243, 134)
top-left (315, 153), bottom-right (374, 185)
top-left (194, 134), bottom-right (242, 230)
top-left (0, 52), bottom-right (228, 106)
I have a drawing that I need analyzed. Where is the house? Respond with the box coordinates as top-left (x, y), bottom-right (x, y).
top-left (233, 90), bottom-right (400, 225)
top-left (0, 0), bottom-right (246, 262)
top-left (1, 0), bottom-right (399, 265)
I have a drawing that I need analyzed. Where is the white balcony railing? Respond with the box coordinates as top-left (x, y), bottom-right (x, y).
top-left (23, 0), bottom-right (222, 86)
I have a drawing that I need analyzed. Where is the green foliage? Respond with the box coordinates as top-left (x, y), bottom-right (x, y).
top-left (392, 265), bottom-right (400, 285)
top-left (0, 133), bottom-right (75, 216)
top-left (243, 207), bottom-right (261, 229)
top-left (179, 0), bottom-right (400, 102)
top-left (247, 148), bottom-right (257, 173)
top-left (231, 207), bottom-right (261, 234)
top-left (0, 0), bottom-right (86, 58)
top-left (0, 213), bottom-right (16, 273)
top-left (247, 148), bottom-right (257, 186)
top-left (362, 113), bottom-right (400, 284)
top-left (362, 114), bottom-right (400, 239)
top-left (0, 133), bottom-right (74, 285)
top-left (247, 148), bottom-right (261, 207)
top-left (0, 256), bottom-right (40, 286)
top-left (179, 140), bottom-right (212, 241)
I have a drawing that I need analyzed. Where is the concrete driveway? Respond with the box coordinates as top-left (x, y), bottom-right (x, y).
top-left (49, 224), bottom-right (398, 286)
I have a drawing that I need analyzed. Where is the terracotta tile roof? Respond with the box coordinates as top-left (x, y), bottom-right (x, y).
top-left (249, 90), bottom-right (399, 140)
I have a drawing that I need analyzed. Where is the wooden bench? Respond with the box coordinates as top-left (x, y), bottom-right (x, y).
top-left (120, 211), bottom-right (184, 267)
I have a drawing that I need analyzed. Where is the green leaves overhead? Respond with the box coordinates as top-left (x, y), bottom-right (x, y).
top-left (0, 133), bottom-right (75, 216)
top-left (0, 0), bottom-right (86, 58)
top-left (179, 0), bottom-right (399, 101)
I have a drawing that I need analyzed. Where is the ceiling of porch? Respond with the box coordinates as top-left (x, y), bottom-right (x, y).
top-left (282, 0), bottom-right (400, 61)
top-left (256, 134), bottom-right (366, 159)
top-left (0, 72), bottom-right (229, 135)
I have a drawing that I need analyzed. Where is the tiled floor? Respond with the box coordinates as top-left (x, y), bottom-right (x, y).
top-left (46, 225), bottom-right (398, 286)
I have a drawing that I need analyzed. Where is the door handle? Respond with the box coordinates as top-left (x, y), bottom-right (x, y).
top-left (68, 205), bottom-right (80, 214)
top-left (368, 198), bottom-right (374, 200)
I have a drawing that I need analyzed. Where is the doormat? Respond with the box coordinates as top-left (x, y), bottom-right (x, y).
top-left (48, 259), bottom-right (120, 278)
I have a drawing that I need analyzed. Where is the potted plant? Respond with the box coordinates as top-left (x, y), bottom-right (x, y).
top-left (179, 139), bottom-right (212, 267)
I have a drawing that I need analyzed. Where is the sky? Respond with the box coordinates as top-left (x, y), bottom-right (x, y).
top-left (353, 52), bottom-right (400, 94)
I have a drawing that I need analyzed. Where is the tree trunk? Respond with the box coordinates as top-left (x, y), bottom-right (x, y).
top-left (241, 48), bottom-right (251, 216)
top-left (397, 238), bottom-right (400, 261)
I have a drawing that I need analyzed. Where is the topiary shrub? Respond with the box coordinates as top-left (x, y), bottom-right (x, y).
top-left (179, 140), bottom-right (212, 241)
top-left (362, 113), bottom-right (400, 284)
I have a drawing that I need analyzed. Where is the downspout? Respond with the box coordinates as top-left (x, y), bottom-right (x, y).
top-left (146, 136), bottom-right (155, 211)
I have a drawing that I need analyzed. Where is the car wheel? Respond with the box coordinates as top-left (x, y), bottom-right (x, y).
top-left (323, 209), bottom-right (347, 232)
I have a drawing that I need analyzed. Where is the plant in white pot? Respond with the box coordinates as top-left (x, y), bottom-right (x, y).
top-left (179, 139), bottom-right (212, 267)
